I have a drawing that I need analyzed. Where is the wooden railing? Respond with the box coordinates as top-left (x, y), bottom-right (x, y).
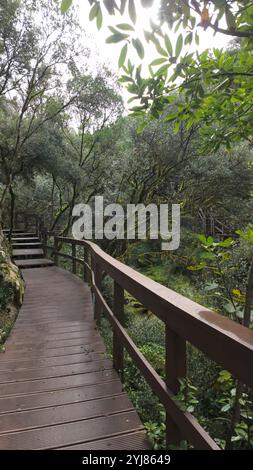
top-left (34, 228), bottom-right (253, 451)
top-left (198, 209), bottom-right (234, 239)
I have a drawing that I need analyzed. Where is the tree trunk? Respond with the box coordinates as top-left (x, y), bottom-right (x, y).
top-left (8, 185), bottom-right (15, 241)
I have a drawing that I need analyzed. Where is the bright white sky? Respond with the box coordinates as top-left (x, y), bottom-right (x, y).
top-left (76, 0), bottom-right (231, 106)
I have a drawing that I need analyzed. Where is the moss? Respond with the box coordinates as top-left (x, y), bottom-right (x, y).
top-left (0, 232), bottom-right (24, 350)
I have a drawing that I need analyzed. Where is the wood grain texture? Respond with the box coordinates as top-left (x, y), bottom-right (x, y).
top-left (0, 267), bottom-right (148, 450)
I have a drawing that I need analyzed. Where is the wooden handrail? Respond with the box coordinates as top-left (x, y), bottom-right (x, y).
top-left (40, 233), bottom-right (253, 450)
top-left (11, 211), bottom-right (252, 449)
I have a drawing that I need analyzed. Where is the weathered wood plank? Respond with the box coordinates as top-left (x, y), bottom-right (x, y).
top-left (63, 431), bottom-right (150, 450)
top-left (0, 411), bottom-right (143, 449)
top-left (0, 381), bottom-right (124, 414)
top-left (0, 395), bottom-right (133, 434)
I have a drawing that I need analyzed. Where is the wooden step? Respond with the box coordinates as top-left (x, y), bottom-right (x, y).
top-left (12, 243), bottom-right (42, 249)
top-left (12, 237), bottom-right (40, 243)
top-left (10, 232), bottom-right (37, 238)
top-left (12, 249), bottom-right (44, 259)
top-left (14, 259), bottom-right (54, 268)
top-left (3, 229), bottom-right (24, 233)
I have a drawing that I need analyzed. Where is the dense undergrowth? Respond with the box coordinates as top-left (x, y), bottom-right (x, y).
top-left (99, 233), bottom-right (253, 450)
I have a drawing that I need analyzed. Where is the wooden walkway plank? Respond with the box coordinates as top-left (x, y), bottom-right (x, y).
top-left (0, 381), bottom-right (124, 414)
top-left (15, 259), bottom-right (54, 268)
top-left (0, 411), bottom-right (143, 449)
top-left (0, 266), bottom-right (148, 450)
top-left (12, 249), bottom-right (44, 257)
top-left (0, 359), bottom-right (114, 383)
top-left (0, 395), bottom-right (133, 434)
top-left (63, 431), bottom-right (150, 450)
top-left (1, 343), bottom-right (106, 360)
top-left (0, 352), bottom-right (105, 372)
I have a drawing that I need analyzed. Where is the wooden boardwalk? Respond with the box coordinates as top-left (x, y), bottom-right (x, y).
top-left (0, 267), bottom-right (149, 449)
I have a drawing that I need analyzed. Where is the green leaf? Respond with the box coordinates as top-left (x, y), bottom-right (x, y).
top-left (108, 26), bottom-right (119, 34)
top-left (164, 34), bottom-right (173, 56)
top-left (103, 0), bottom-right (116, 14)
top-left (173, 121), bottom-right (180, 134)
top-left (204, 282), bottom-right (219, 291)
top-left (61, 0), bottom-right (72, 14)
top-left (96, 5), bottom-right (103, 30)
top-left (174, 19), bottom-right (182, 33)
top-left (224, 302), bottom-right (236, 314)
top-left (218, 370), bottom-right (232, 383)
top-left (221, 404), bottom-right (231, 413)
top-left (128, 0), bottom-right (136, 24)
top-left (187, 262), bottom-right (207, 271)
top-left (175, 34), bottom-right (183, 57)
top-left (144, 30), bottom-right (155, 43)
top-left (197, 234), bottom-right (213, 246)
top-left (236, 228), bottom-right (253, 244)
top-left (120, 0), bottom-right (127, 14)
top-left (165, 112), bottom-right (178, 122)
top-left (118, 75), bottom-right (134, 83)
top-left (118, 43), bottom-right (128, 68)
top-left (116, 23), bottom-right (135, 31)
top-left (154, 40), bottom-right (168, 57)
top-left (200, 252), bottom-right (216, 261)
top-left (127, 95), bottom-right (139, 103)
top-left (218, 238), bottom-right (233, 247)
top-left (106, 33), bottom-right (129, 43)
top-left (89, 3), bottom-right (100, 21)
top-left (150, 58), bottom-right (168, 66)
top-left (185, 32), bottom-right (193, 45)
top-left (187, 405), bottom-right (194, 413)
top-left (132, 38), bottom-right (144, 59)
top-left (155, 63), bottom-right (170, 77)
top-left (137, 121), bottom-right (147, 133)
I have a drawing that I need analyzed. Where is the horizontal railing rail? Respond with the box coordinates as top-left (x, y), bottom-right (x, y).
top-left (36, 230), bottom-right (253, 451)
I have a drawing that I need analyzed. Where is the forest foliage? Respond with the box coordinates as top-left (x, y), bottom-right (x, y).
top-left (0, 0), bottom-right (253, 450)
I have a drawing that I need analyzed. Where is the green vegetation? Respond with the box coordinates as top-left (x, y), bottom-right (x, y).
top-left (99, 231), bottom-right (253, 448)
top-left (0, 231), bottom-right (24, 351)
top-left (0, 0), bottom-right (252, 450)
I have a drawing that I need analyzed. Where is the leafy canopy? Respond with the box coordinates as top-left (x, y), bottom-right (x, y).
top-left (60, 1), bottom-right (253, 152)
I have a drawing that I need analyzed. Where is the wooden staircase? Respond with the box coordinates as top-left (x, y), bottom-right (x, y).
top-left (198, 209), bottom-right (236, 240)
top-left (3, 229), bottom-right (54, 269)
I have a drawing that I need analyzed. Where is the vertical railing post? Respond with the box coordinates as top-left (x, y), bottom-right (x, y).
top-left (83, 246), bottom-right (88, 282)
top-left (43, 229), bottom-right (48, 258)
top-left (165, 326), bottom-right (186, 448)
top-left (113, 281), bottom-right (124, 377)
top-left (54, 237), bottom-right (59, 266)
top-left (72, 242), bottom-right (76, 274)
top-left (37, 219), bottom-right (41, 239)
top-left (39, 220), bottom-right (44, 243)
top-left (93, 261), bottom-right (102, 326)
